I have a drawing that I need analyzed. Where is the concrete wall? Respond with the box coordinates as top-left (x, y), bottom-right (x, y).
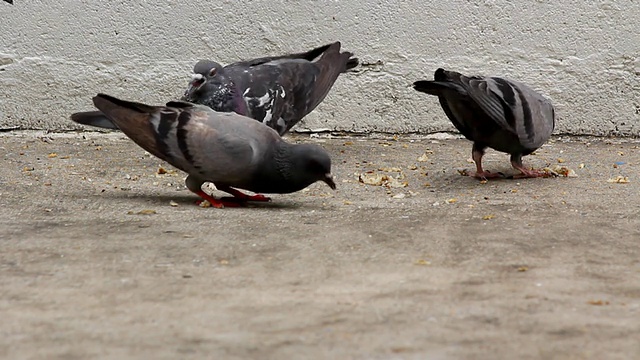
top-left (1, 0), bottom-right (638, 135)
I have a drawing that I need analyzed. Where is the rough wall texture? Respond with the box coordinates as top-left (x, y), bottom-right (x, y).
top-left (0, 0), bottom-right (638, 135)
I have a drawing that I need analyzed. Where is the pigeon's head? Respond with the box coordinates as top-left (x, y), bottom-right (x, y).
top-left (289, 144), bottom-right (336, 191)
top-left (183, 60), bottom-right (224, 99)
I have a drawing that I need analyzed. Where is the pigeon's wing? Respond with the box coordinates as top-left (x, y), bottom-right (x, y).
top-left (232, 42), bottom-right (358, 70)
top-left (88, 94), bottom-right (268, 183)
top-left (464, 77), bottom-right (554, 149)
top-left (180, 111), bottom-right (278, 184)
top-left (70, 110), bottom-right (120, 130)
top-left (228, 42), bottom-right (354, 135)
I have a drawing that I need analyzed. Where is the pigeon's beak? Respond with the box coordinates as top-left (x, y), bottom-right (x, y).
top-left (323, 173), bottom-right (336, 190)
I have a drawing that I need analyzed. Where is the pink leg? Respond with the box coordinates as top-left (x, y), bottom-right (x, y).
top-left (192, 190), bottom-right (243, 208)
top-left (511, 161), bottom-right (548, 178)
top-left (217, 186), bottom-right (271, 202)
top-left (466, 146), bottom-right (504, 180)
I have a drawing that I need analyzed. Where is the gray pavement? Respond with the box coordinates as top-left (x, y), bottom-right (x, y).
top-left (1, 131), bottom-right (639, 359)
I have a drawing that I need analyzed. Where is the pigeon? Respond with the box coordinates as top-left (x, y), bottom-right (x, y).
top-left (182, 41), bottom-right (358, 135)
top-left (70, 94), bottom-right (336, 208)
top-left (413, 68), bottom-right (556, 179)
top-left (72, 42), bottom-right (358, 134)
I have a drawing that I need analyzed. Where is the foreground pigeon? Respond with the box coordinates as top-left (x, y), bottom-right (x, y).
top-left (413, 68), bottom-right (556, 179)
top-left (182, 41), bottom-right (358, 135)
top-left (72, 42), bottom-right (358, 134)
top-left (71, 94), bottom-right (336, 208)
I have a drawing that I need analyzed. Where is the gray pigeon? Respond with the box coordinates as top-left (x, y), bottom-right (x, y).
top-left (182, 41), bottom-right (357, 135)
top-left (70, 94), bottom-right (336, 208)
top-left (72, 42), bottom-right (358, 134)
top-left (413, 68), bottom-right (556, 179)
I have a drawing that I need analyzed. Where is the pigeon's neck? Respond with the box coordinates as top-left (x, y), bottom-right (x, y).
top-left (198, 78), bottom-right (239, 113)
top-left (250, 142), bottom-right (311, 194)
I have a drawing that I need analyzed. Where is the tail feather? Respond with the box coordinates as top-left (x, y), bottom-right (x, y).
top-left (413, 80), bottom-right (450, 95)
top-left (90, 94), bottom-right (168, 161)
top-left (70, 110), bottom-right (120, 130)
top-left (306, 42), bottom-right (353, 113)
top-left (413, 68), bottom-right (469, 95)
top-left (345, 57), bottom-right (359, 71)
top-left (301, 42), bottom-right (358, 71)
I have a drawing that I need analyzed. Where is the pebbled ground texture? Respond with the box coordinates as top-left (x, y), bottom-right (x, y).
top-left (1, 131), bottom-right (639, 360)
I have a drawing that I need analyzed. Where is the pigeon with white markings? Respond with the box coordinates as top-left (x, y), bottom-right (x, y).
top-left (72, 42), bottom-right (358, 134)
top-left (70, 94), bottom-right (336, 208)
top-left (413, 68), bottom-right (556, 179)
top-left (182, 41), bottom-right (358, 135)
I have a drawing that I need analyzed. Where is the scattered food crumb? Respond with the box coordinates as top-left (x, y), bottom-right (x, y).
top-left (517, 266), bottom-right (528, 272)
top-left (587, 300), bottom-right (610, 306)
top-left (417, 153), bottom-right (430, 162)
top-left (343, 200), bottom-right (353, 205)
top-left (446, 198), bottom-right (457, 204)
top-left (127, 209), bottom-right (157, 215)
top-left (482, 214), bottom-right (495, 220)
top-left (358, 171), bottom-right (408, 188)
top-left (199, 200), bottom-right (212, 208)
top-left (157, 167), bottom-right (167, 174)
top-left (392, 193), bottom-right (406, 199)
top-left (47, 153), bottom-right (58, 158)
top-left (543, 165), bottom-right (577, 177)
top-left (378, 167), bottom-right (402, 172)
top-left (557, 158), bottom-right (565, 163)
top-left (169, 200), bottom-right (179, 207)
top-left (415, 259), bottom-right (431, 266)
top-left (607, 176), bottom-right (629, 184)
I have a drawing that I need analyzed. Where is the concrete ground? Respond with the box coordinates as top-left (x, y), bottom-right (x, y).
top-left (1, 131), bottom-right (639, 360)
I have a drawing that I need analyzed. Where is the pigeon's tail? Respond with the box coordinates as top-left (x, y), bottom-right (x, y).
top-left (413, 68), bottom-right (467, 96)
top-left (70, 110), bottom-right (120, 130)
top-left (299, 42), bottom-right (358, 72)
top-left (412, 80), bottom-right (451, 96)
top-left (306, 42), bottom-right (354, 112)
top-left (345, 57), bottom-right (359, 71)
top-left (90, 94), bottom-right (170, 161)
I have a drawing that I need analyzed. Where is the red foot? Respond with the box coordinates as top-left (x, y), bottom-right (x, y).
top-left (194, 190), bottom-right (244, 208)
top-left (511, 163), bottom-right (550, 179)
top-left (460, 169), bottom-right (505, 180)
top-left (219, 187), bottom-right (271, 202)
top-left (512, 169), bottom-right (549, 179)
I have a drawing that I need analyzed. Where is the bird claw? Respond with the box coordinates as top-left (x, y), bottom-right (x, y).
top-left (219, 195), bottom-right (271, 203)
top-left (461, 169), bottom-right (506, 180)
top-left (195, 199), bottom-right (243, 208)
top-left (512, 169), bottom-right (550, 179)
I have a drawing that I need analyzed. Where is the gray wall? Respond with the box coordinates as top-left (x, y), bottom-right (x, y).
top-left (1, 1), bottom-right (638, 135)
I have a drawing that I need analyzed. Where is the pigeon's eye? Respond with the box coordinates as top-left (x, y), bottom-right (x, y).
top-left (208, 68), bottom-right (217, 77)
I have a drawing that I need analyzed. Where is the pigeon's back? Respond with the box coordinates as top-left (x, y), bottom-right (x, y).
top-left (89, 94), bottom-right (280, 187)
top-left (184, 42), bottom-right (357, 135)
top-left (414, 68), bottom-right (555, 153)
